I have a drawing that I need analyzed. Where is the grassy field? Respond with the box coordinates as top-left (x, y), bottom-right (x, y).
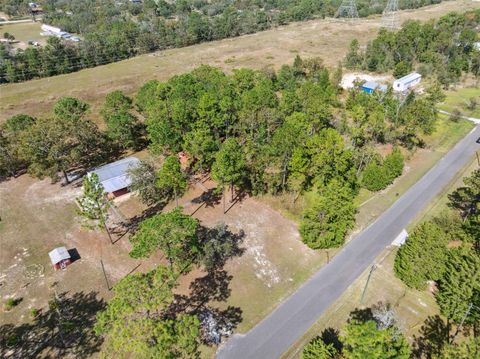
top-left (438, 86), bottom-right (480, 119)
top-left (0, 21), bottom-right (43, 44)
top-left (282, 152), bottom-right (480, 359)
top-left (1, 0), bottom-right (478, 123)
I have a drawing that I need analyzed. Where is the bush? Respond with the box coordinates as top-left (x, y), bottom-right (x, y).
top-left (361, 149), bottom-right (404, 192)
top-left (383, 148), bottom-right (404, 180)
top-left (361, 162), bottom-right (389, 191)
top-left (4, 298), bottom-right (18, 311)
top-left (30, 308), bottom-right (39, 318)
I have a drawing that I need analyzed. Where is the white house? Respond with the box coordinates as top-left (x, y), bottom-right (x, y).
top-left (41, 24), bottom-right (62, 35)
top-left (393, 72), bottom-right (422, 92)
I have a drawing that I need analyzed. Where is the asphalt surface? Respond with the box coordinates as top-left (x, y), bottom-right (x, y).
top-left (217, 124), bottom-right (480, 359)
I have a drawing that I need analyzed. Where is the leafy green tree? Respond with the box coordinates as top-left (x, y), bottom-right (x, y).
top-left (302, 337), bottom-right (339, 359)
top-left (307, 129), bottom-right (357, 191)
top-left (129, 208), bottom-right (199, 272)
top-left (393, 61), bottom-right (412, 79)
top-left (383, 148), bottom-right (404, 181)
top-left (183, 122), bottom-right (219, 172)
top-left (211, 138), bottom-right (247, 213)
top-left (341, 320), bottom-right (411, 359)
top-left (0, 114), bottom-right (35, 177)
top-left (448, 170), bottom-right (480, 241)
top-left (76, 173), bottom-right (113, 243)
top-left (20, 98), bottom-right (107, 183)
top-left (156, 156), bottom-right (188, 207)
top-left (394, 222), bottom-right (448, 289)
top-left (361, 161), bottom-right (389, 191)
top-left (94, 266), bottom-right (201, 358)
top-left (300, 180), bottom-right (356, 249)
top-left (53, 97), bottom-right (89, 121)
top-left (435, 337), bottom-right (480, 358)
top-left (126, 160), bottom-right (164, 206)
top-left (435, 247), bottom-right (480, 325)
top-left (197, 223), bottom-right (244, 270)
top-left (101, 90), bottom-right (141, 149)
top-left (345, 39), bottom-right (362, 69)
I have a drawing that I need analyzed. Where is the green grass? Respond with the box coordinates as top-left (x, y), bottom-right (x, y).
top-left (438, 87), bottom-right (480, 119)
top-left (0, 22), bottom-right (44, 44)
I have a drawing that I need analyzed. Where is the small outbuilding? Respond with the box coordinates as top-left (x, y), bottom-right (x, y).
top-left (49, 247), bottom-right (71, 270)
top-left (361, 81), bottom-right (387, 94)
top-left (393, 72), bottom-right (422, 92)
top-left (89, 156), bottom-right (140, 198)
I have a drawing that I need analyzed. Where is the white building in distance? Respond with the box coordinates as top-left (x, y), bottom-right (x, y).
top-left (393, 72), bottom-right (422, 92)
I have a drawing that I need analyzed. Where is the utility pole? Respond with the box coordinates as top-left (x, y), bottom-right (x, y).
top-left (360, 265), bottom-right (376, 305)
top-left (100, 259), bottom-right (111, 291)
top-left (451, 303), bottom-right (473, 342)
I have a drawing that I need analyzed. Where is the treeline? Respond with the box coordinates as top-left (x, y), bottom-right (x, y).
top-left (0, 0), bottom-right (442, 83)
top-left (1, 58), bottom-right (444, 249)
top-left (395, 170), bottom-right (479, 332)
top-left (345, 10), bottom-right (480, 85)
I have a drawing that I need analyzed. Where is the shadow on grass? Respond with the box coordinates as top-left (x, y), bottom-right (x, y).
top-left (412, 315), bottom-right (452, 358)
top-left (0, 291), bottom-right (105, 359)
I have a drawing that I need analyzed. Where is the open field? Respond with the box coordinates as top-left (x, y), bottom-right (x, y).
top-left (0, 21), bottom-right (45, 47)
top-left (282, 153), bottom-right (480, 359)
top-left (438, 86), bottom-right (480, 119)
top-left (0, 172), bottom-right (327, 357)
top-left (1, 0), bottom-right (479, 123)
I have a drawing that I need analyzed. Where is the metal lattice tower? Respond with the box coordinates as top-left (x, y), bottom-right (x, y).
top-left (336, 0), bottom-right (359, 20)
top-left (382, 0), bottom-right (400, 30)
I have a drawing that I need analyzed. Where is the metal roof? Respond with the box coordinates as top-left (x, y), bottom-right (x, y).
top-left (394, 72), bottom-right (421, 85)
top-left (362, 81), bottom-right (379, 89)
top-left (89, 157), bottom-right (140, 193)
top-left (49, 246), bottom-right (71, 264)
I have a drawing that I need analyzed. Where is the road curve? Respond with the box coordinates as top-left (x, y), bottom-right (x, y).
top-left (217, 125), bottom-right (480, 359)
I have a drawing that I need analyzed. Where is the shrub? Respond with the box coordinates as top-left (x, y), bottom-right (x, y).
top-left (4, 298), bottom-right (17, 311)
top-left (361, 162), bottom-right (389, 191)
top-left (30, 308), bottom-right (39, 318)
top-left (383, 148), bottom-right (404, 181)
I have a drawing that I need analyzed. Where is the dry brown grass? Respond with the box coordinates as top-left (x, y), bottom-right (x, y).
top-left (1, 0), bottom-right (478, 123)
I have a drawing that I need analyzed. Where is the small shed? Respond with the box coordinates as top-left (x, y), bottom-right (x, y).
top-left (361, 81), bottom-right (387, 94)
top-left (393, 72), bottom-right (422, 92)
top-left (89, 156), bottom-right (140, 198)
top-left (49, 247), bottom-right (71, 270)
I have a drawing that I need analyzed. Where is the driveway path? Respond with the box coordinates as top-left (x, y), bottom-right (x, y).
top-left (217, 125), bottom-right (480, 359)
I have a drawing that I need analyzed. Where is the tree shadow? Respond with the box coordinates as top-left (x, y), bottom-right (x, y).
top-left (320, 327), bottom-right (343, 352)
top-left (196, 224), bottom-right (245, 270)
top-left (349, 307), bottom-right (374, 323)
top-left (412, 315), bottom-right (452, 359)
top-left (125, 200), bottom-right (169, 234)
top-left (190, 188), bottom-right (222, 216)
top-left (224, 190), bottom-right (248, 215)
top-left (168, 224), bottom-right (245, 346)
top-left (170, 268), bottom-right (243, 345)
top-left (0, 291), bottom-right (105, 359)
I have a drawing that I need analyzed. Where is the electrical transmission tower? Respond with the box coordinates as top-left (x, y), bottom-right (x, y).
top-left (382, 0), bottom-right (400, 30)
top-left (336, 0), bottom-right (359, 20)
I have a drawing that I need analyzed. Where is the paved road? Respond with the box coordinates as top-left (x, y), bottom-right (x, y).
top-left (217, 125), bottom-right (480, 359)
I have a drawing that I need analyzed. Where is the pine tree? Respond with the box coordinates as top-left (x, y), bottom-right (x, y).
top-left (394, 222), bottom-right (448, 289)
top-left (76, 173), bottom-right (113, 243)
top-left (435, 247), bottom-right (480, 324)
top-left (156, 156), bottom-right (188, 207)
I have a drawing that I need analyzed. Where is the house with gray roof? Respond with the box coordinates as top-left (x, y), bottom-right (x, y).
top-left (89, 156), bottom-right (140, 198)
